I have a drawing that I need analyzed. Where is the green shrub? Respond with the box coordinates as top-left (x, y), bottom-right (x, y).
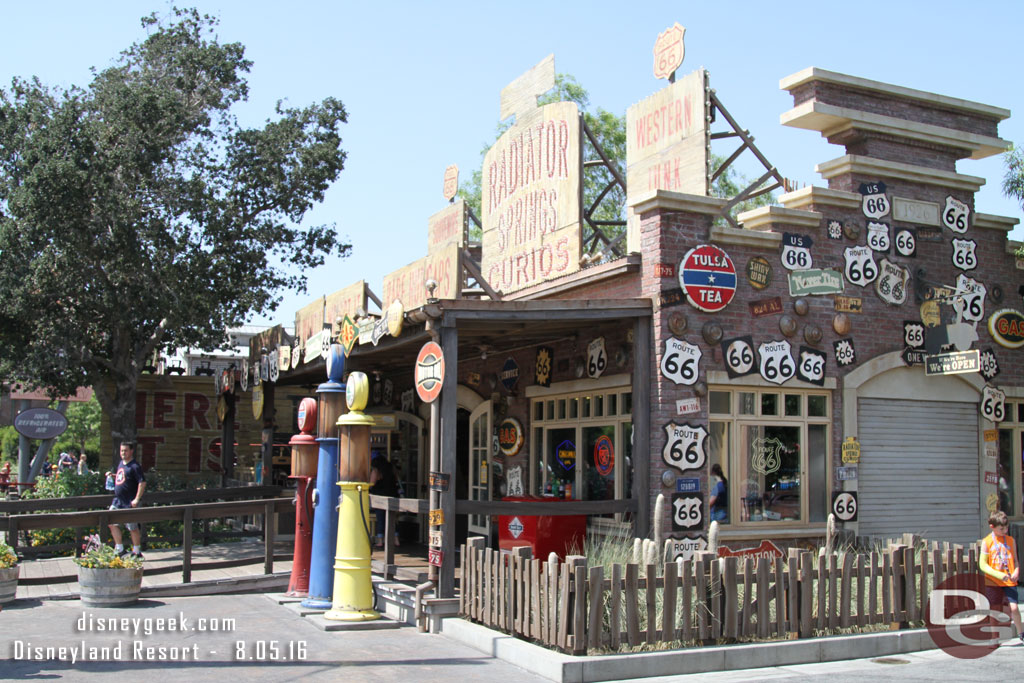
top-left (74, 543), bottom-right (142, 569)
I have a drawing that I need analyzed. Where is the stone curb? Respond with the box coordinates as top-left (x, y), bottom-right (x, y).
top-left (440, 619), bottom-right (937, 682)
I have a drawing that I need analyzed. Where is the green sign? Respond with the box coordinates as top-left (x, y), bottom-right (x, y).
top-left (788, 268), bottom-right (844, 296)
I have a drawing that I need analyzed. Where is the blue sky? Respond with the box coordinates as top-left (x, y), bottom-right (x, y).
top-left (3, 2), bottom-right (1022, 327)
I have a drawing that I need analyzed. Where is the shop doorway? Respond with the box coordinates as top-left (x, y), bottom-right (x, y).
top-left (468, 399), bottom-right (492, 539)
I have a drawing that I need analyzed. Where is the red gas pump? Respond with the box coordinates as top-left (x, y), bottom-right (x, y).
top-left (286, 397), bottom-right (319, 597)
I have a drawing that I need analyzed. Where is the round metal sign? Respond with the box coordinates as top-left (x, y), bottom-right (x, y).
top-left (988, 308), bottom-right (1024, 349)
top-left (415, 341), bottom-right (445, 403)
top-left (497, 417), bottom-right (524, 456)
top-left (13, 408), bottom-right (68, 439)
top-left (678, 244), bottom-right (737, 313)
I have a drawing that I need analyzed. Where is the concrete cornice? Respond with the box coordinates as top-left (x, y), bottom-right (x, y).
top-left (780, 186), bottom-right (861, 211)
top-left (629, 189), bottom-right (727, 216)
top-left (974, 213), bottom-right (1019, 232)
top-left (816, 155), bottom-right (986, 192)
top-left (737, 205), bottom-right (822, 232)
top-left (709, 224), bottom-right (781, 248)
top-left (781, 101), bottom-right (1010, 160)
top-left (779, 67), bottom-right (1010, 121)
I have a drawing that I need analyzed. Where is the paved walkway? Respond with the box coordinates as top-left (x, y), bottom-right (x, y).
top-left (0, 593), bottom-right (546, 681)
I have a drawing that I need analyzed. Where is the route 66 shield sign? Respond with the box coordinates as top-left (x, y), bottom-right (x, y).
top-left (653, 22), bottom-right (685, 80)
top-left (866, 221), bottom-right (890, 253)
top-left (844, 246), bottom-right (878, 287)
top-left (903, 321), bottom-right (925, 349)
top-left (796, 346), bottom-right (826, 386)
top-left (662, 421), bottom-right (708, 472)
top-left (587, 337), bottom-right (607, 379)
top-left (980, 385), bottom-right (1006, 423)
top-left (672, 492), bottom-right (704, 531)
top-left (951, 238), bottom-right (978, 271)
top-left (859, 181), bottom-right (890, 219)
top-left (268, 348), bottom-right (279, 383)
top-left (660, 337), bottom-right (702, 386)
top-left (758, 339), bottom-right (795, 385)
top-left (875, 258), bottom-right (909, 305)
top-left (721, 335), bottom-right (757, 379)
top-left (781, 233), bottom-right (813, 271)
top-left (943, 195), bottom-right (970, 233)
top-left (954, 274), bottom-right (987, 323)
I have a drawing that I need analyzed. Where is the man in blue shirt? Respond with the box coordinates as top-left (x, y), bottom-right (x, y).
top-left (105, 442), bottom-right (146, 558)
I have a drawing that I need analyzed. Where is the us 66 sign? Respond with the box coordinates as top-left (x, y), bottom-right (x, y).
top-left (662, 422), bottom-right (707, 472)
top-left (660, 337), bottom-right (701, 385)
top-left (980, 385), bottom-right (1006, 423)
top-left (672, 492), bottom-right (704, 531)
top-left (831, 491), bottom-right (858, 522)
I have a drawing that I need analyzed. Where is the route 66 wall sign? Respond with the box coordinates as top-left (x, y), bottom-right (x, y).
top-left (943, 196), bottom-right (970, 233)
top-left (587, 337), bottom-right (607, 379)
top-left (721, 335), bottom-right (757, 379)
top-left (758, 339), bottom-right (795, 385)
top-left (781, 233), bottom-right (813, 271)
top-left (875, 258), bottom-right (909, 305)
top-left (979, 348), bottom-right (1000, 381)
top-left (954, 274), bottom-right (986, 323)
top-left (663, 421), bottom-right (707, 472)
top-left (903, 321), bottom-right (925, 349)
top-left (951, 238), bottom-right (978, 271)
top-left (894, 228), bottom-right (916, 257)
top-left (796, 346), bottom-right (827, 386)
top-left (980, 385), bottom-right (1006, 423)
top-left (866, 221), bottom-right (890, 253)
top-left (660, 337), bottom-right (701, 385)
top-left (833, 338), bottom-right (856, 367)
top-left (859, 181), bottom-right (890, 219)
top-left (832, 491), bottom-right (858, 522)
top-left (844, 246), bottom-right (877, 287)
top-left (672, 492), bottom-right (704, 531)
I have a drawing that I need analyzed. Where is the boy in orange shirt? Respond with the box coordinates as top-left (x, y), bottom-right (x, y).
top-left (978, 510), bottom-right (1022, 644)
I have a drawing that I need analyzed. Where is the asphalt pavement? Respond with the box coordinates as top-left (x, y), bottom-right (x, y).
top-left (0, 593), bottom-right (547, 682)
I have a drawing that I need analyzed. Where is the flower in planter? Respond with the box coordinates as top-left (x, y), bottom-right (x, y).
top-left (0, 539), bottom-right (17, 569)
top-left (74, 545), bottom-right (143, 570)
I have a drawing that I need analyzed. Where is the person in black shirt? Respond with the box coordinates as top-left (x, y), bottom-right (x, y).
top-left (105, 442), bottom-right (146, 558)
top-left (369, 453), bottom-right (400, 548)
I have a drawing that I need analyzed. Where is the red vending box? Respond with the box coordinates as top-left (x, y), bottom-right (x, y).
top-left (497, 496), bottom-right (586, 559)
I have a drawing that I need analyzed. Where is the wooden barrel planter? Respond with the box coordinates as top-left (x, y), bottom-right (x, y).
top-left (78, 567), bottom-right (143, 607)
top-left (0, 566), bottom-right (19, 605)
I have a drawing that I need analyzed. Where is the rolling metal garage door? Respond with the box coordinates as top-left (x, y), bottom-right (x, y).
top-left (857, 398), bottom-right (980, 545)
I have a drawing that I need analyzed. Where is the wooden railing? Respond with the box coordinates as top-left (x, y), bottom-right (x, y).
top-left (459, 537), bottom-right (982, 655)
top-left (370, 494), bottom-right (428, 580)
top-left (0, 486), bottom-right (284, 557)
top-left (4, 497), bottom-right (293, 582)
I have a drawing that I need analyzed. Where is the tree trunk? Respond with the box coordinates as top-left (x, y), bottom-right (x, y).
top-left (94, 375), bottom-right (139, 470)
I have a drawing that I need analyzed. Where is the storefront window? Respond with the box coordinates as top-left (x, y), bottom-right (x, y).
top-left (709, 388), bottom-right (830, 526)
top-left (996, 402), bottom-right (1024, 519)
top-left (530, 388), bottom-right (633, 511)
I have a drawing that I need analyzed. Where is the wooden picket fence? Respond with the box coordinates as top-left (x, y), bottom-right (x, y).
top-left (458, 536), bottom-right (979, 655)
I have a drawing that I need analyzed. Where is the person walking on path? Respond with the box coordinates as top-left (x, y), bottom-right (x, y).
top-left (105, 442), bottom-right (146, 559)
top-left (77, 451), bottom-right (90, 475)
top-left (979, 510), bottom-right (1023, 644)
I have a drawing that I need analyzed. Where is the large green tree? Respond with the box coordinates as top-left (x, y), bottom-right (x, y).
top-left (0, 9), bottom-right (350, 464)
top-left (1005, 145), bottom-right (1024, 211)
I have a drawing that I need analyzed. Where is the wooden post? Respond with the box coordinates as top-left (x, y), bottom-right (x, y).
top-left (632, 315), bottom-right (651, 539)
top-left (182, 507), bottom-right (193, 584)
top-left (681, 559), bottom-right (692, 643)
top-left (787, 548), bottom-right (799, 638)
top-left (723, 556), bottom-right (738, 639)
top-left (646, 563), bottom-right (657, 644)
top-left (757, 558), bottom-right (769, 639)
top-left (570, 556), bottom-right (586, 655)
top-left (588, 565), bottom-right (605, 651)
top-left (799, 552), bottom-right (813, 638)
top-left (840, 552), bottom-right (853, 628)
top-left (263, 500), bottom-right (275, 574)
top-left (663, 560), bottom-right (678, 643)
top-left (610, 563), bottom-right (623, 649)
top-left (438, 321), bottom-right (458, 598)
top-left (774, 556), bottom-right (786, 636)
top-left (625, 562), bottom-right (641, 646)
top-left (828, 553), bottom-right (839, 630)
